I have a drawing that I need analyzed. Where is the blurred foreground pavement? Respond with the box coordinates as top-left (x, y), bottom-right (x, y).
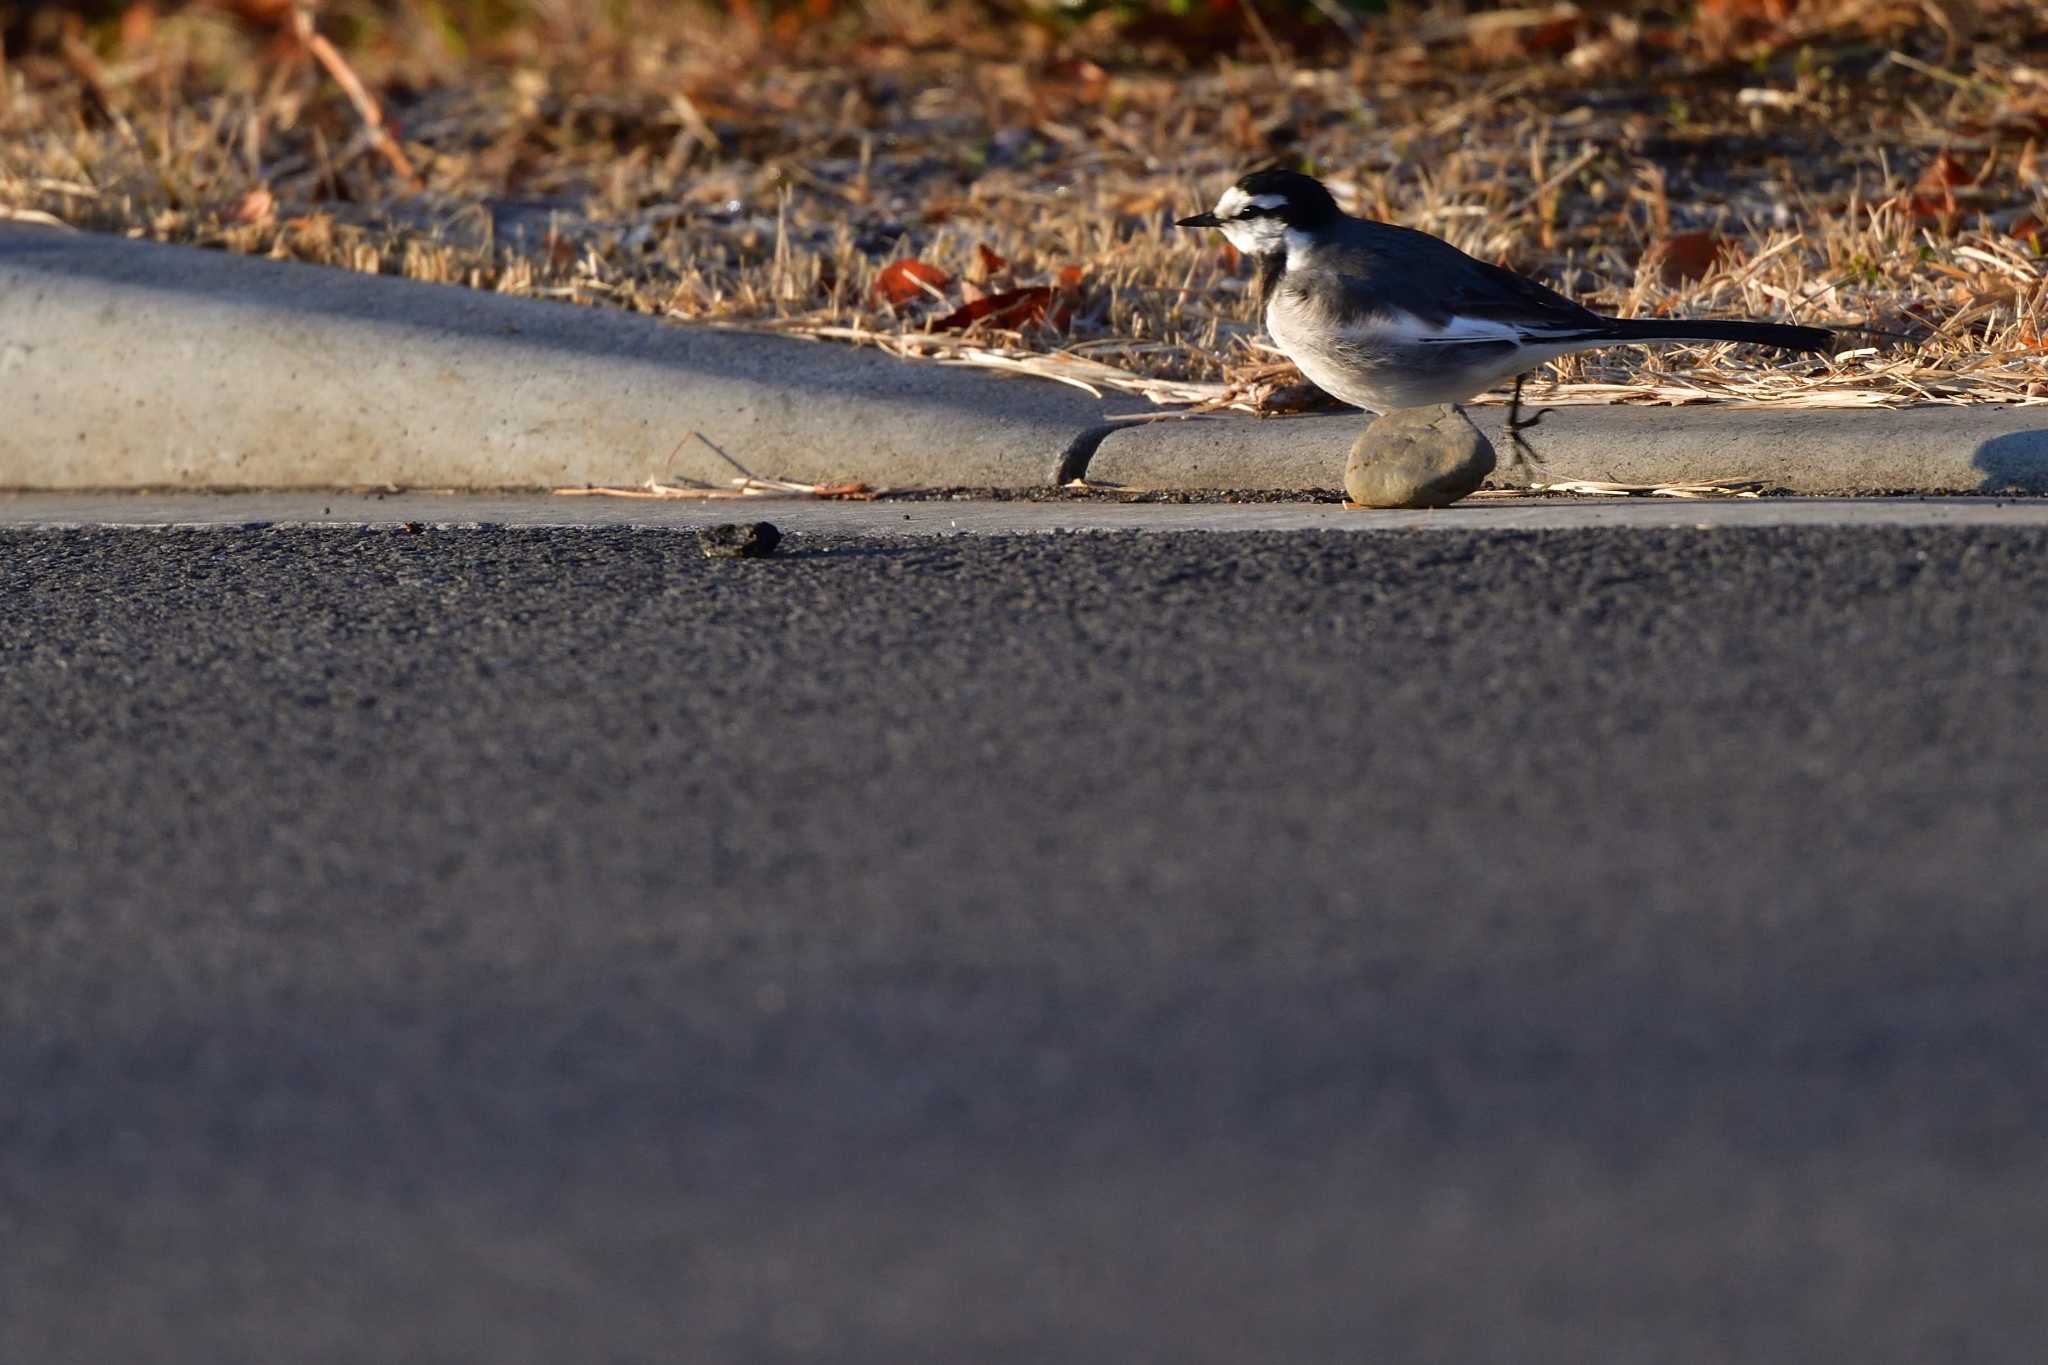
top-left (3, 523), bottom-right (2046, 1363)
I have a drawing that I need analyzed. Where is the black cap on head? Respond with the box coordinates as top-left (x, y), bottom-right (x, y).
top-left (1232, 168), bottom-right (1340, 228)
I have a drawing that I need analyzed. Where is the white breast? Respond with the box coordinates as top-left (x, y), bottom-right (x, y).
top-left (1263, 295), bottom-right (1437, 411)
top-left (1264, 298), bottom-right (1586, 411)
top-left (1265, 294), bottom-right (1374, 410)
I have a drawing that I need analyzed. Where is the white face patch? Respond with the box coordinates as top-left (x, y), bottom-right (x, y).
top-left (1212, 187), bottom-right (1292, 256)
top-left (1214, 187), bottom-right (1288, 217)
top-left (1218, 217), bottom-right (1286, 255)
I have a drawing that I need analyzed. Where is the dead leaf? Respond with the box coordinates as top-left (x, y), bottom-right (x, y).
top-left (1658, 230), bottom-right (1736, 282)
top-left (919, 200), bottom-right (983, 225)
top-left (975, 243), bottom-right (1009, 275)
top-left (1990, 96), bottom-right (2048, 139)
top-left (282, 213), bottom-right (334, 252)
top-left (119, 3), bottom-right (157, 50)
top-left (1051, 264), bottom-right (1086, 327)
top-left (1464, 6), bottom-right (1585, 63)
top-left (1044, 58), bottom-right (1109, 105)
top-left (873, 258), bottom-right (951, 306)
top-left (1693, 0), bottom-right (1799, 45)
top-left (1894, 194), bottom-right (1958, 223)
top-left (1696, 0), bottom-right (1797, 19)
top-left (232, 188), bottom-right (276, 224)
top-left (205, 0), bottom-right (297, 25)
top-left (934, 285), bottom-right (1054, 332)
top-left (1916, 151), bottom-right (1976, 192)
top-left (1903, 151), bottom-right (2000, 221)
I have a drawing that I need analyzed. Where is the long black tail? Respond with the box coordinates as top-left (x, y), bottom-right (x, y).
top-left (1599, 316), bottom-right (1834, 356)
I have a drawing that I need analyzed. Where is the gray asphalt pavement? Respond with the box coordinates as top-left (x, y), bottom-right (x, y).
top-left (5, 521), bottom-right (2047, 1363)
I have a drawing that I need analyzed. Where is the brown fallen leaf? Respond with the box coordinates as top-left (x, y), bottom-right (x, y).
top-left (1696, 0), bottom-right (1797, 20)
top-left (919, 199), bottom-right (982, 225)
top-left (1916, 150), bottom-right (1976, 191)
top-left (1693, 0), bottom-right (1799, 48)
top-left (1043, 57), bottom-right (1109, 105)
top-left (119, 2), bottom-right (157, 51)
top-left (934, 285), bottom-right (1054, 332)
top-left (232, 187), bottom-right (276, 224)
top-left (1889, 151), bottom-right (1990, 225)
top-left (1658, 230), bottom-right (1736, 283)
top-left (282, 212), bottom-right (334, 251)
top-left (873, 258), bottom-right (951, 306)
top-left (1051, 264), bottom-right (1086, 328)
top-left (1990, 97), bottom-right (2048, 139)
top-left (1464, 5), bottom-right (1585, 64)
top-left (203, 0), bottom-right (297, 25)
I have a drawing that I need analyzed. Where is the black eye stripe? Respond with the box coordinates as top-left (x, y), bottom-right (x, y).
top-left (1235, 204), bottom-right (1275, 220)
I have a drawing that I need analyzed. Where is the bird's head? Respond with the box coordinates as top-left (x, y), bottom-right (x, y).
top-left (1176, 169), bottom-right (1341, 256)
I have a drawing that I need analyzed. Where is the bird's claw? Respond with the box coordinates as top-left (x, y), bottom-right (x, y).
top-left (1502, 435), bottom-right (1548, 488)
top-left (1500, 376), bottom-right (1552, 490)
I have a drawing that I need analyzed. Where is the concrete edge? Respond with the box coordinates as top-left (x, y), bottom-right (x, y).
top-left (3, 224), bottom-right (2042, 495)
top-left (7, 492), bottom-right (2048, 536)
top-left (0, 224), bottom-right (1118, 492)
top-left (1077, 405), bottom-right (2048, 496)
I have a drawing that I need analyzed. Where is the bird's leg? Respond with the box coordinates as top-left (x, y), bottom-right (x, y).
top-left (1501, 373), bottom-right (1557, 488)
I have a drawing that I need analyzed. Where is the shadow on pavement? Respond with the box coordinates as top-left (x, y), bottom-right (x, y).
top-left (1974, 425), bottom-right (2048, 493)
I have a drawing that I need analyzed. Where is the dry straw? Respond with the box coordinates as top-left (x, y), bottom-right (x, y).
top-left (4, 1), bottom-right (2044, 412)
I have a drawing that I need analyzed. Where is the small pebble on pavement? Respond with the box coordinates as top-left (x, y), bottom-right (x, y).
top-left (697, 522), bottom-right (783, 558)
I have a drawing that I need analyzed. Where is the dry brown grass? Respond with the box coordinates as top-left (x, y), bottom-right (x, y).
top-left (4, 0), bottom-right (2046, 413)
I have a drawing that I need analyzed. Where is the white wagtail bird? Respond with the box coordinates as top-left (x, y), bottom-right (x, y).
top-left (1177, 168), bottom-right (1834, 472)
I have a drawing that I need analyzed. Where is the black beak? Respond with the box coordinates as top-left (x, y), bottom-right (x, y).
top-left (1176, 212), bottom-right (1221, 228)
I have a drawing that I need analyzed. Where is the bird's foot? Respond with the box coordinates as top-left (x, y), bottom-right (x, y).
top-left (1503, 412), bottom-right (1556, 485)
top-left (1501, 377), bottom-right (1556, 490)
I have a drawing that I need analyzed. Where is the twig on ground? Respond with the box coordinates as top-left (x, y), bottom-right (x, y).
top-left (287, 5), bottom-right (421, 190)
top-left (553, 473), bottom-right (881, 500)
top-left (0, 206), bottom-right (74, 228)
top-left (1467, 477), bottom-right (1769, 498)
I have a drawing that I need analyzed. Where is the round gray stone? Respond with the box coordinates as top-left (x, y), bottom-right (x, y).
top-left (1344, 404), bottom-right (1497, 509)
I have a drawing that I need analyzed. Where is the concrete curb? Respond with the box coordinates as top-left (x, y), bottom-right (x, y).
top-left (5, 224), bottom-right (2044, 494)
top-left (0, 224), bottom-right (1118, 490)
top-left (8, 492), bottom-right (2048, 535)
top-left (1084, 404), bottom-right (2048, 496)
